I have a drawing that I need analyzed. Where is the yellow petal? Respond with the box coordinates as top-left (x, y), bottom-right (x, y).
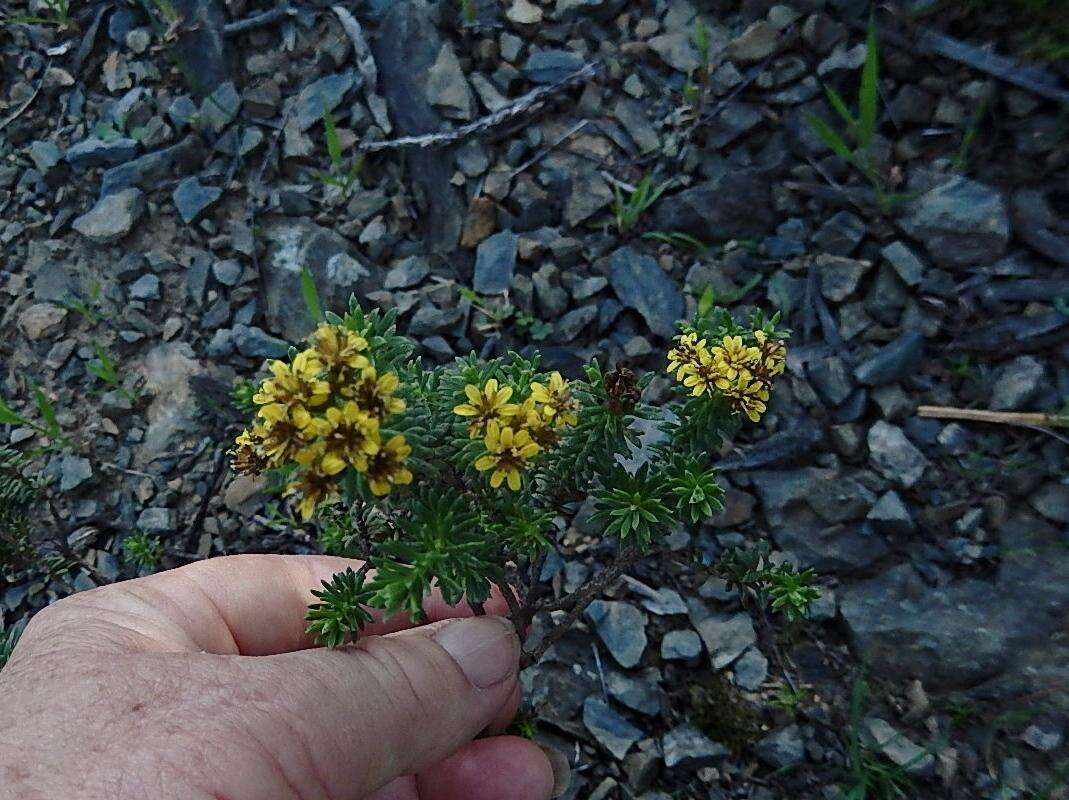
top-left (507, 469), bottom-right (521, 491)
top-left (490, 469), bottom-right (505, 488)
top-left (369, 479), bottom-right (389, 496)
top-left (464, 384), bottom-right (482, 404)
top-left (321, 454), bottom-right (346, 475)
top-left (395, 469), bottom-right (413, 486)
top-left (453, 403), bottom-right (478, 417)
top-left (475, 455), bottom-right (497, 471)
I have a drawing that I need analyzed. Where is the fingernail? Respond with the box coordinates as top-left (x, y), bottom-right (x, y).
top-left (538, 744), bottom-right (573, 798)
top-left (434, 616), bottom-right (518, 689)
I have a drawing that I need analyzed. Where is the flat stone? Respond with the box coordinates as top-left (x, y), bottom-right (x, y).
top-left (691, 610), bottom-right (756, 670)
top-left (473, 230), bottom-right (518, 294)
top-left (425, 43), bottom-right (473, 120)
top-left (899, 176), bottom-right (1010, 269)
top-left (129, 274), bottom-right (160, 300)
top-left (813, 211), bottom-right (866, 257)
top-left (609, 247), bottom-right (684, 339)
top-left (18, 303), bottom-right (67, 339)
top-left (867, 421), bottom-right (928, 488)
top-left (648, 31), bottom-right (703, 73)
top-left (990, 355), bottom-right (1045, 411)
top-left (506, 0), bottom-right (543, 24)
top-left (867, 490), bottom-right (915, 535)
top-left (524, 49), bottom-right (584, 83)
top-left (582, 697), bottom-right (643, 760)
top-left (73, 188), bottom-right (145, 243)
top-left (727, 20), bottom-right (779, 63)
top-left (650, 170), bottom-right (775, 241)
top-left (662, 725), bottom-right (728, 769)
top-left (198, 81), bottom-right (241, 132)
top-left (854, 331), bottom-right (925, 386)
top-left (137, 506), bottom-right (177, 535)
top-left (661, 629), bottom-right (702, 661)
top-left (585, 599), bottom-right (648, 668)
top-left (173, 177), bottom-right (222, 225)
top-left (384, 256), bottom-right (430, 290)
top-left (732, 646), bottom-right (768, 690)
top-left (861, 718), bottom-right (934, 775)
top-left (294, 71), bottom-right (358, 131)
top-left (605, 667), bottom-right (662, 716)
top-left (54, 455), bottom-right (92, 491)
top-left (614, 98), bottom-right (660, 153)
top-left (65, 137), bottom-right (139, 170)
top-left (555, 304), bottom-right (598, 340)
top-left (881, 241), bottom-right (926, 286)
top-left (1029, 482), bottom-right (1069, 524)
top-left (754, 725), bottom-right (805, 769)
top-left (231, 324), bottom-right (289, 359)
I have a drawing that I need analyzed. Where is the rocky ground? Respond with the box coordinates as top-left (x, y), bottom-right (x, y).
top-left (1, 0), bottom-right (1068, 797)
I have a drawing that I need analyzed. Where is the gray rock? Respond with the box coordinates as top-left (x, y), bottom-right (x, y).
top-left (198, 81), bottom-right (241, 132)
top-left (231, 324), bottom-right (289, 359)
top-left (473, 230), bottom-right (518, 294)
top-left (170, 0), bottom-right (228, 98)
top-left (807, 355), bottom-right (854, 406)
top-left (605, 668), bottom-right (662, 715)
top-left (867, 491), bottom-right (915, 535)
top-left (732, 647), bottom-right (768, 690)
top-left (582, 697), bottom-right (643, 760)
top-left (754, 724), bottom-right (805, 769)
top-left (691, 610), bottom-right (756, 670)
top-left (1020, 720), bottom-right (1064, 752)
top-left (101, 134), bottom-right (204, 195)
top-left (819, 255), bottom-right (871, 302)
top-left (854, 331), bottom-right (925, 387)
top-left (73, 188), bottom-right (145, 243)
top-left (564, 171), bottom-right (613, 227)
top-left (661, 725), bottom-right (729, 769)
top-left (425, 44), bottom-right (473, 120)
top-left (555, 305), bottom-right (598, 340)
top-left (294, 72), bottom-right (358, 131)
top-left (261, 220), bottom-right (368, 340)
top-left (609, 247), bottom-right (683, 339)
top-left (65, 137), bottom-right (139, 170)
top-left (899, 176), bottom-right (1010, 269)
top-left (385, 256), bottom-right (430, 290)
top-left (727, 20), bottom-right (779, 63)
top-left (867, 421), bottom-right (928, 488)
top-left (137, 507), bottom-right (177, 535)
top-left (650, 170), bottom-right (775, 242)
top-left (29, 140), bottom-right (61, 172)
top-left (373, 1), bottom-right (463, 252)
top-left (881, 241), bottom-right (926, 286)
top-left (860, 718), bottom-right (934, 775)
top-left (524, 49), bottom-right (584, 83)
top-left (212, 259), bottom-right (242, 286)
top-left (704, 101), bottom-right (763, 149)
top-left (408, 305), bottom-right (464, 336)
top-left (661, 629), bottom-right (702, 661)
top-left (585, 599), bottom-right (648, 668)
top-left (648, 31), bottom-right (703, 73)
top-left (1029, 482), bottom-right (1069, 524)
top-left (54, 455), bottom-right (93, 491)
top-left (813, 211), bottom-right (866, 257)
top-left (173, 177), bottom-right (222, 224)
top-left (990, 355), bottom-right (1045, 411)
top-left (634, 585), bottom-right (688, 616)
top-left (614, 98), bottom-right (660, 153)
top-left (128, 274), bottom-right (160, 301)
top-left (1012, 188), bottom-right (1069, 267)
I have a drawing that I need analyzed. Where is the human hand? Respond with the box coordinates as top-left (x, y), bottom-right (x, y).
top-left (0, 555), bottom-right (561, 800)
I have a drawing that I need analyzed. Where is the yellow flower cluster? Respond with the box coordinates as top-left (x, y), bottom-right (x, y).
top-left (453, 372), bottom-right (578, 490)
top-left (667, 329), bottom-right (786, 422)
top-left (232, 323), bottom-right (412, 519)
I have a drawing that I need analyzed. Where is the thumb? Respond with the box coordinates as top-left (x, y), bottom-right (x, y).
top-left (246, 615), bottom-right (522, 798)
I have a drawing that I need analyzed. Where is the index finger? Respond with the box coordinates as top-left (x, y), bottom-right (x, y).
top-left (51, 554), bottom-right (509, 656)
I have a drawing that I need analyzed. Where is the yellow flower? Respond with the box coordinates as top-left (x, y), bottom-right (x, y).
top-left (353, 366), bottom-right (406, 420)
top-left (251, 415), bottom-right (317, 465)
top-left (530, 371), bottom-right (579, 428)
top-left (253, 351), bottom-right (330, 423)
top-left (667, 332), bottom-right (707, 380)
top-left (474, 421), bottom-right (540, 491)
top-left (230, 428), bottom-right (270, 474)
top-left (322, 401), bottom-right (381, 471)
top-left (711, 335), bottom-right (760, 382)
top-left (286, 444), bottom-right (345, 520)
top-left (311, 324), bottom-right (369, 395)
top-left (751, 330), bottom-right (787, 378)
top-left (366, 434), bottom-right (413, 496)
top-left (680, 348), bottom-right (723, 397)
top-left (452, 378), bottom-right (519, 438)
top-left (513, 398), bottom-right (559, 450)
top-left (722, 373), bottom-right (770, 422)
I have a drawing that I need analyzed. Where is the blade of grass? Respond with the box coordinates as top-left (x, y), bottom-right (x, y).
top-left (323, 105), bottom-right (342, 169)
top-left (301, 266), bottom-right (325, 324)
top-left (824, 85), bottom-right (858, 131)
top-left (805, 112), bottom-right (855, 161)
top-left (0, 396), bottom-right (32, 427)
top-left (32, 387), bottom-right (59, 437)
top-left (858, 15), bottom-right (880, 147)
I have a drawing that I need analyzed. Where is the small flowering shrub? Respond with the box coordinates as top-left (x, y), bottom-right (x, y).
top-left (232, 298), bottom-right (804, 655)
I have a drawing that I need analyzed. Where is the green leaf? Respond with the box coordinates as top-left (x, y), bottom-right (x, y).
top-left (805, 112), bottom-right (853, 161)
top-left (32, 388), bottom-right (59, 437)
top-left (823, 85), bottom-right (857, 131)
top-left (858, 14), bottom-right (880, 148)
top-left (697, 286), bottom-right (715, 317)
top-left (301, 267), bottom-right (325, 324)
top-left (0, 396), bottom-right (31, 427)
top-left (322, 105), bottom-right (342, 168)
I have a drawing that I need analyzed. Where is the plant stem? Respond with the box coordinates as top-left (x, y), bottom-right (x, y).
top-left (917, 405), bottom-right (1069, 429)
top-left (520, 545), bottom-right (647, 669)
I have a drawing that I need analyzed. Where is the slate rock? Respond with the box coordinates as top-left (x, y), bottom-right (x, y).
top-left (473, 230), bottom-right (518, 294)
top-left (171, 0), bottom-right (229, 98)
top-left (732, 646), bottom-right (769, 690)
top-left (198, 81), bottom-right (241, 132)
top-left (137, 507), bottom-right (177, 535)
top-left (556, 305), bottom-right (598, 340)
top-left (128, 274), bottom-right (160, 301)
top-left (260, 221), bottom-right (370, 340)
top-left (585, 599), bottom-right (648, 668)
top-left (173, 177), bottom-right (222, 224)
top-left (650, 170), bottom-right (775, 242)
top-left (881, 241), bottom-right (926, 286)
top-left (294, 72), bottom-right (358, 131)
top-left (691, 610), bottom-right (756, 670)
top-left (65, 137), bottom-right (139, 170)
top-left (100, 134), bottom-right (204, 195)
top-left (609, 247), bottom-right (683, 339)
top-left (605, 668), bottom-right (662, 716)
top-left (73, 188), bottom-right (145, 243)
top-left (1029, 483), bottom-right (1069, 525)
top-left (899, 176), bottom-right (1010, 269)
top-left (231, 324), bottom-right (289, 359)
top-left (867, 490), bottom-right (915, 535)
top-left (819, 254), bottom-right (871, 301)
top-left (524, 49), bottom-right (584, 83)
top-left (384, 256), bottom-right (430, 290)
top-left (426, 43), bottom-right (473, 120)
top-left (754, 724), bottom-right (805, 769)
top-left (727, 20), bottom-right (779, 63)
top-left (813, 210), bottom-right (866, 256)
top-left (807, 355), bottom-right (854, 406)
top-left (1012, 188), bottom-right (1069, 267)
top-left (662, 725), bottom-right (728, 769)
top-left (582, 697), bottom-right (643, 760)
top-left (861, 718), bottom-right (934, 775)
top-left (854, 331), bottom-right (925, 386)
top-left (990, 355), bottom-right (1045, 411)
top-left (867, 421), bottom-right (928, 488)
top-left (661, 629), bottom-right (702, 661)
top-left (53, 455), bottom-right (93, 491)
top-left (648, 31), bottom-right (702, 73)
